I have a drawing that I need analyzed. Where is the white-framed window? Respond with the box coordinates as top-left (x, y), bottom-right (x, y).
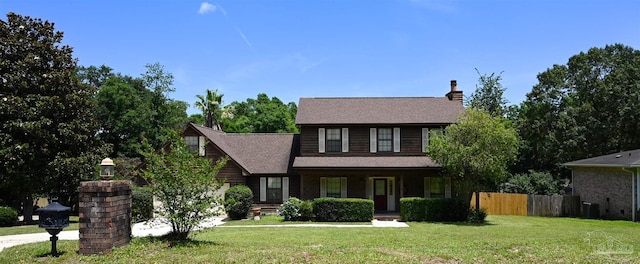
top-left (319, 128), bottom-right (349, 153)
top-left (423, 128), bottom-right (443, 152)
top-left (424, 177), bottom-right (451, 198)
top-left (184, 136), bottom-right (199, 152)
top-left (260, 177), bottom-right (290, 202)
top-left (326, 128), bottom-right (341, 152)
top-left (320, 177), bottom-right (347, 198)
top-left (370, 128), bottom-right (400, 153)
top-left (184, 136), bottom-right (205, 156)
top-left (377, 128), bottom-right (393, 152)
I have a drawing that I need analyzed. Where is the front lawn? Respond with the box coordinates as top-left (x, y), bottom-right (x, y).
top-left (222, 215), bottom-right (372, 226)
top-left (1, 215), bottom-right (638, 263)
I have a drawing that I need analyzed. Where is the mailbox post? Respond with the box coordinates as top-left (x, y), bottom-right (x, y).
top-left (36, 197), bottom-right (70, 256)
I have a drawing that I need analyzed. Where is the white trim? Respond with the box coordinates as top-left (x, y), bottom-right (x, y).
top-left (282, 177), bottom-right (290, 201)
top-left (320, 177), bottom-right (327, 197)
top-left (421, 128), bottom-right (429, 153)
top-left (444, 177), bottom-right (452, 198)
top-left (318, 128), bottom-right (326, 153)
top-left (340, 177), bottom-right (348, 198)
top-left (342, 128), bottom-right (349, 153)
top-left (198, 136), bottom-right (206, 156)
top-left (393, 127), bottom-right (400, 152)
top-left (387, 178), bottom-right (395, 211)
top-left (424, 177), bottom-right (431, 198)
top-left (259, 177), bottom-right (267, 202)
top-left (370, 128), bottom-right (377, 153)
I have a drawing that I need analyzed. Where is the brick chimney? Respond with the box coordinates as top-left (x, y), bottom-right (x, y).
top-left (446, 80), bottom-right (463, 103)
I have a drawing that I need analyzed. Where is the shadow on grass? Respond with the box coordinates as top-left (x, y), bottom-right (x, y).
top-left (139, 233), bottom-right (222, 248)
top-left (36, 251), bottom-right (67, 258)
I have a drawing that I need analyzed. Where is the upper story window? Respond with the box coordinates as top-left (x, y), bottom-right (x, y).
top-left (184, 136), bottom-right (205, 156)
top-left (184, 136), bottom-right (199, 152)
top-left (377, 128), bottom-right (393, 152)
top-left (370, 127), bottom-right (400, 153)
top-left (318, 128), bottom-right (349, 153)
top-left (422, 128), bottom-right (443, 153)
top-left (326, 128), bottom-right (341, 152)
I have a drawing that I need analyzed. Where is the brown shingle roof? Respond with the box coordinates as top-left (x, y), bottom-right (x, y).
top-left (293, 156), bottom-right (440, 169)
top-left (295, 97), bottom-right (464, 125)
top-left (564, 149), bottom-right (640, 168)
top-left (191, 124), bottom-right (299, 174)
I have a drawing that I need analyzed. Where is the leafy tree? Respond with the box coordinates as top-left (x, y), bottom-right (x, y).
top-left (427, 109), bottom-right (519, 214)
top-left (503, 170), bottom-right (564, 195)
top-left (76, 65), bottom-right (114, 88)
top-left (466, 68), bottom-right (509, 117)
top-left (515, 44), bottom-right (640, 176)
top-left (195, 89), bottom-right (223, 130)
top-left (90, 64), bottom-right (189, 157)
top-left (0, 13), bottom-right (108, 221)
top-left (223, 93), bottom-right (299, 133)
top-left (140, 132), bottom-right (228, 240)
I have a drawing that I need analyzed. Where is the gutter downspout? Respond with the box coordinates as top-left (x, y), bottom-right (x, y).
top-left (622, 167), bottom-right (635, 222)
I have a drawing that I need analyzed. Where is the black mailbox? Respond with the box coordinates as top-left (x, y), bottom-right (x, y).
top-left (37, 198), bottom-right (70, 230)
top-left (36, 197), bottom-right (71, 256)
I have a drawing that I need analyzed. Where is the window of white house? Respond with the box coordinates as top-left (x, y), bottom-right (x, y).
top-left (326, 128), bottom-right (341, 152)
top-left (326, 177), bottom-right (342, 198)
top-left (377, 128), bottom-right (393, 152)
top-left (267, 177), bottom-right (282, 202)
top-left (184, 136), bottom-right (199, 152)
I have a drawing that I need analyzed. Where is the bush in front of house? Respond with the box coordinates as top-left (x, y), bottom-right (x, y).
top-left (132, 186), bottom-right (154, 223)
top-left (224, 185), bottom-right (254, 220)
top-left (313, 198), bottom-right (373, 222)
top-left (468, 207), bottom-right (488, 223)
top-left (0, 206), bottom-right (18, 227)
top-left (281, 197), bottom-right (314, 221)
top-left (400, 197), bottom-right (469, 222)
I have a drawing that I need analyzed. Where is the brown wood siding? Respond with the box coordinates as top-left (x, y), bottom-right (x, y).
top-left (300, 125), bottom-right (445, 156)
top-left (204, 143), bottom-right (245, 185)
top-left (298, 168), bottom-right (441, 200)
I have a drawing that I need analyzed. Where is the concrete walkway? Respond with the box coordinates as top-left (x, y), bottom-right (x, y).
top-left (0, 218), bottom-right (407, 252)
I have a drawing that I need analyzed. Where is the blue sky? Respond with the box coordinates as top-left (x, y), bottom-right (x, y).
top-left (2, 0), bottom-right (639, 115)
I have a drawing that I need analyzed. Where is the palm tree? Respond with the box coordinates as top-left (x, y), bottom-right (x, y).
top-left (195, 89), bottom-right (223, 130)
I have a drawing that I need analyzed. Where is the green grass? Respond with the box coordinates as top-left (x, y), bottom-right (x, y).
top-left (0, 216), bottom-right (79, 236)
top-left (1, 215), bottom-right (638, 263)
top-left (222, 215), bottom-right (372, 226)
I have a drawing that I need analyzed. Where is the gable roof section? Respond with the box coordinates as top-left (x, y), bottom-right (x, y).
top-left (190, 124), bottom-right (299, 174)
top-left (293, 156), bottom-right (440, 169)
top-left (295, 97), bottom-right (464, 125)
top-left (564, 149), bottom-right (640, 168)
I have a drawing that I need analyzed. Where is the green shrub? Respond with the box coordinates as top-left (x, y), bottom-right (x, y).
top-left (280, 198), bottom-right (314, 221)
top-left (0, 206), bottom-right (18, 227)
top-left (299, 200), bottom-right (314, 221)
top-left (224, 185), bottom-right (253, 220)
top-left (280, 197), bottom-right (302, 221)
top-left (468, 207), bottom-right (488, 223)
top-left (400, 197), bottom-right (469, 222)
top-left (313, 198), bottom-right (373, 222)
top-left (132, 186), bottom-right (154, 223)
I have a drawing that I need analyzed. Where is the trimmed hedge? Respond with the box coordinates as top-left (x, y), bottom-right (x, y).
top-left (224, 185), bottom-right (254, 220)
top-left (0, 206), bottom-right (18, 227)
top-left (132, 186), bottom-right (154, 223)
top-left (400, 197), bottom-right (469, 222)
top-left (313, 198), bottom-right (373, 222)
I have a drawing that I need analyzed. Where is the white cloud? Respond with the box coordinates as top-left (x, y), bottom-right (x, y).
top-left (198, 2), bottom-right (217, 14)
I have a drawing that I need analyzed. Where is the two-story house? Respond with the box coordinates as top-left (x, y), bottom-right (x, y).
top-left (181, 81), bottom-right (464, 212)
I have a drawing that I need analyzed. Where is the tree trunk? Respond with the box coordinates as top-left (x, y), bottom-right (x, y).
top-left (475, 175), bottom-right (481, 214)
top-left (22, 193), bottom-right (34, 223)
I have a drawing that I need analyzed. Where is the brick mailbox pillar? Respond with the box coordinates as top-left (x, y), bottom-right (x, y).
top-left (79, 180), bottom-right (132, 255)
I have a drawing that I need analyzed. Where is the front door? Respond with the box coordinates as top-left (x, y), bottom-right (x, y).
top-left (374, 179), bottom-right (387, 211)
